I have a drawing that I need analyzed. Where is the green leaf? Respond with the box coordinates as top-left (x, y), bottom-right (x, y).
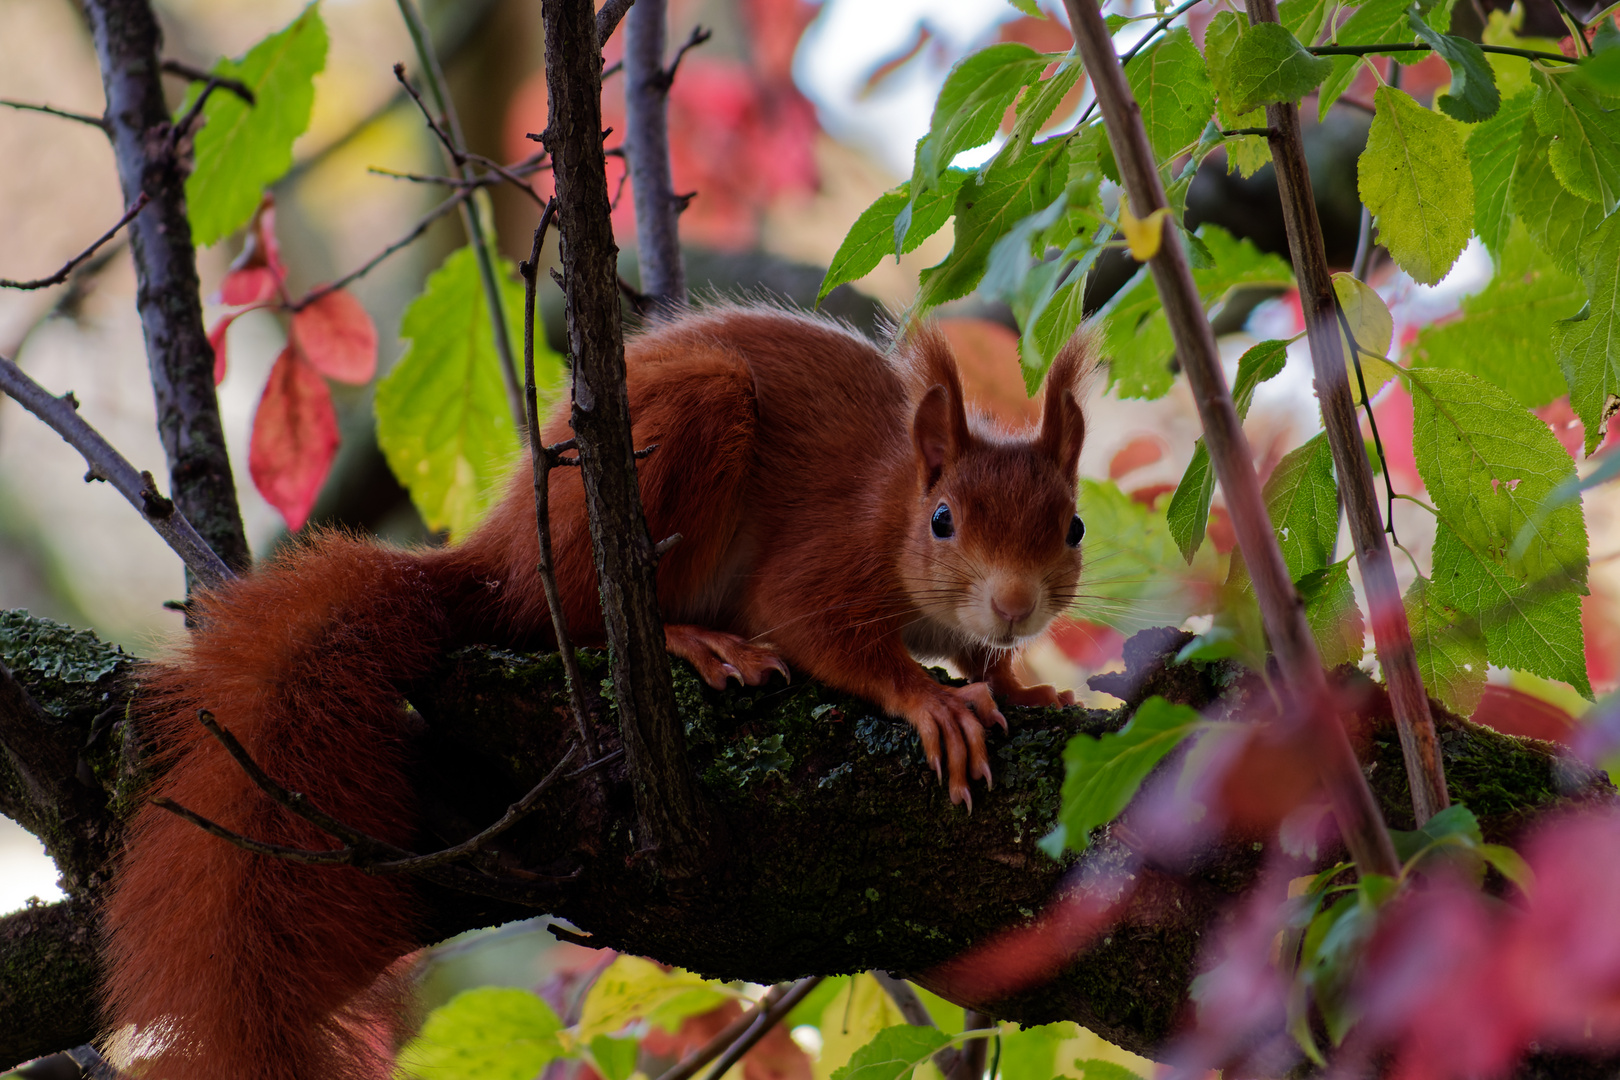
top-left (1071, 478), bottom-right (1207, 633)
top-left (909, 43), bottom-right (1050, 200)
top-left (1069, 1061), bottom-right (1147, 1080)
top-left (1006, 0), bottom-right (1045, 14)
top-left (1167, 339), bottom-right (1289, 562)
top-left (828, 1025), bottom-right (950, 1080)
top-left (1263, 433), bottom-right (1340, 580)
top-left (1554, 211), bottom-right (1620, 455)
top-left (1480, 842), bottom-right (1536, 894)
top-left (1193, 222), bottom-right (1297, 300)
top-left (983, 191), bottom-right (1074, 302)
top-left (1408, 224), bottom-right (1583, 408)
top-left (1512, 121), bottom-right (1610, 277)
top-left (1019, 252), bottom-right (1098, 393)
top-left (575, 956), bottom-right (733, 1043)
top-left (1100, 272), bottom-right (1177, 399)
top-left (1013, 52), bottom-right (1085, 140)
top-left (1224, 23), bottom-right (1333, 115)
top-left (1532, 66), bottom-right (1620, 213)
top-left (918, 138), bottom-right (1068, 311)
top-left (1404, 575), bottom-right (1488, 714)
top-left (398, 988), bottom-right (563, 1080)
top-left (1467, 88), bottom-right (1535, 257)
top-left (589, 1035), bottom-right (639, 1080)
top-left (1299, 559), bottom-right (1366, 667)
top-left (1358, 86), bottom-right (1474, 285)
top-left (819, 170), bottom-right (969, 303)
top-left (376, 246), bottom-right (543, 537)
top-left (1127, 28), bottom-right (1216, 161)
top-left (1483, 7), bottom-right (1563, 97)
top-left (1409, 367), bottom-right (1591, 695)
top-left (1282, 0), bottom-right (1335, 46)
top-left (185, 5), bottom-right (328, 246)
top-left (997, 1023), bottom-right (1070, 1080)
top-left (1408, 8), bottom-right (1500, 122)
top-left (1050, 696), bottom-right (1208, 853)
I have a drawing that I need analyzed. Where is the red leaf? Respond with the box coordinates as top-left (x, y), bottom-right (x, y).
top-left (249, 346), bottom-right (340, 531)
top-left (220, 266), bottom-right (281, 306)
top-left (208, 316), bottom-right (234, 386)
top-left (1109, 435), bottom-right (1166, 478)
top-left (291, 289), bottom-right (377, 384)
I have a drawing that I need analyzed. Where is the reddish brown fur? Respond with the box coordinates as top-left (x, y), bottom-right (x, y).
top-left (104, 306), bottom-right (1090, 1080)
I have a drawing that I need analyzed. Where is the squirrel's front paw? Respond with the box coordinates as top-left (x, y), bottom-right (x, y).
top-left (665, 624), bottom-right (790, 689)
top-left (903, 683), bottom-right (1006, 810)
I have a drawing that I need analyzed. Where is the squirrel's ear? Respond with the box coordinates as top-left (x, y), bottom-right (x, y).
top-left (1039, 338), bottom-right (1089, 476)
top-left (913, 383), bottom-right (958, 487)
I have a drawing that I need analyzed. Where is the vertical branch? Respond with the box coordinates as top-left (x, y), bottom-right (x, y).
top-left (624, 0), bottom-right (688, 310)
top-left (1060, 0), bottom-right (1400, 877)
top-left (540, 0), bottom-right (712, 874)
top-left (520, 200), bottom-right (598, 760)
top-left (81, 0), bottom-right (252, 579)
top-left (1246, 0), bottom-right (1449, 826)
top-left (394, 0), bottom-right (528, 432)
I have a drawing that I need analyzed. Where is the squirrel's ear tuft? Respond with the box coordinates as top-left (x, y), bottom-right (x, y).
top-left (1039, 335), bottom-right (1091, 476)
top-left (907, 325), bottom-right (971, 487)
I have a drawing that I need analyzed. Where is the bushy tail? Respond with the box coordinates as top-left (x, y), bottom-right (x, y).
top-left (103, 534), bottom-right (463, 1080)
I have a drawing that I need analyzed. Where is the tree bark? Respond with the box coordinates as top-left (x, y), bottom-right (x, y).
top-left (81, 0), bottom-right (251, 578)
top-left (624, 0), bottom-right (688, 309)
top-left (1, 611), bottom-right (1607, 1069)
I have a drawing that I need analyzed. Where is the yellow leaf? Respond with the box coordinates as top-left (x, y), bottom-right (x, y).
top-left (572, 956), bottom-right (735, 1046)
top-left (812, 974), bottom-right (909, 1080)
top-left (1331, 272), bottom-right (1396, 399)
top-left (1119, 203), bottom-right (1170, 261)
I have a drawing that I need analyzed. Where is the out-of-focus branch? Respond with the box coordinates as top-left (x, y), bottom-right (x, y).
top-left (624, 0), bottom-right (696, 311)
top-left (0, 356), bottom-right (234, 588)
top-left (0, 99), bottom-right (107, 130)
top-left (1248, 0), bottom-right (1449, 825)
top-left (81, 0), bottom-right (252, 578)
top-left (1060, 0), bottom-right (1400, 877)
top-left (158, 58), bottom-right (256, 105)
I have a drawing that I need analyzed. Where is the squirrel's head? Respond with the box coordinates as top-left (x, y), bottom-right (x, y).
top-left (899, 327), bottom-right (1089, 650)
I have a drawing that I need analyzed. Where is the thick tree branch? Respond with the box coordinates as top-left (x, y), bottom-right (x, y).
top-left (0, 357), bottom-right (234, 588)
top-left (1248, 0), bottom-right (1450, 826)
top-left (539, 0), bottom-right (712, 877)
top-left (1060, 0), bottom-right (1400, 877)
top-left (80, 0), bottom-right (251, 578)
top-left (597, 0), bottom-right (636, 45)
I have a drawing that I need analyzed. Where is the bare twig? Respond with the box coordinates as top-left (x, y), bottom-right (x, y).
top-left (597, 0), bottom-right (636, 44)
top-left (169, 78), bottom-right (231, 146)
top-left (1249, 0), bottom-right (1450, 825)
top-left (1061, 0), bottom-right (1400, 876)
top-left (521, 198), bottom-right (599, 760)
top-left (0, 99), bottom-right (106, 129)
top-left (0, 193), bottom-right (148, 291)
top-left (392, 3), bottom-right (527, 430)
top-left (663, 25), bottom-right (712, 87)
top-left (154, 709), bottom-right (583, 885)
top-left (289, 187), bottom-right (472, 311)
top-left (0, 355), bottom-right (233, 588)
top-left (159, 58), bottom-right (256, 105)
top-left (654, 982), bottom-right (794, 1080)
top-left (699, 978), bottom-right (824, 1080)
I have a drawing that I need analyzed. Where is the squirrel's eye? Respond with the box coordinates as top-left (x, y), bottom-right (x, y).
top-left (1066, 514), bottom-right (1085, 547)
top-left (931, 503), bottom-right (955, 539)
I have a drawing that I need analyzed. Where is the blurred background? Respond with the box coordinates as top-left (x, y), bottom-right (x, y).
top-left (1, 0), bottom-right (1612, 936)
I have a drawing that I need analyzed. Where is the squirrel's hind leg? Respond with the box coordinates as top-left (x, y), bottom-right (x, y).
top-left (665, 624), bottom-right (790, 688)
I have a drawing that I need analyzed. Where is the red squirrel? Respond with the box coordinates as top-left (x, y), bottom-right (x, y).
top-left (102, 306), bottom-right (1089, 1080)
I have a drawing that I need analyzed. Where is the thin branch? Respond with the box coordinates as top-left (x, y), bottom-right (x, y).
top-left (0, 99), bottom-right (106, 130)
top-left (662, 25), bottom-right (713, 88)
top-left (168, 78), bottom-right (231, 146)
top-left (597, 0), bottom-right (636, 44)
top-left (625, 0), bottom-right (691, 310)
top-left (0, 193), bottom-right (148, 291)
top-left (1249, 0), bottom-right (1449, 825)
top-left (521, 198), bottom-right (599, 760)
top-left (1309, 41), bottom-right (1578, 62)
top-left (289, 187), bottom-right (472, 312)
top-left (953, 1010), bottom-right (993, 1080)
top-left (654, 982), bottom-right (794, 1080)
top-left (392, 8), bottom-right (527, 431)
top-left (1061, 0), bottom-right (1401, 877)
top-left (699, 978), bottom-right (824, 1080)
top-left (1072, 0), bottom-right (1206, 128)
top-left (0, 355), bottom-right (233, 588)
top-left (159, 58), bottom-right (256, 105)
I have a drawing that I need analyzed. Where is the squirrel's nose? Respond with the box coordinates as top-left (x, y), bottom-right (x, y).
top-left (991, 591), bottom-right (1035, 626)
